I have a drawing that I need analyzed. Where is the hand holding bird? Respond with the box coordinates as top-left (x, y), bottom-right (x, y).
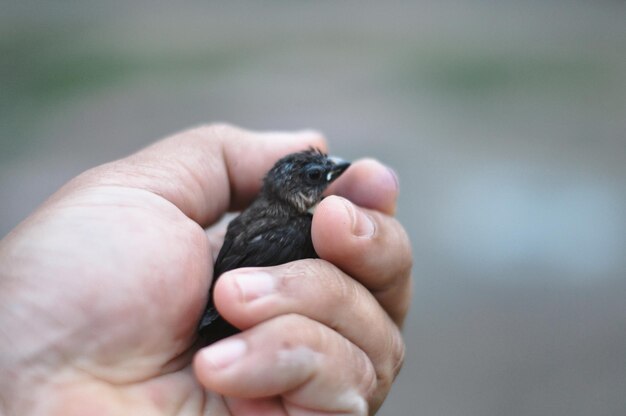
top-left (0, 124), bottom-right (411, 415)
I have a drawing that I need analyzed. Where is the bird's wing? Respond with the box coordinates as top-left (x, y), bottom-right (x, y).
top-left (213, 217), bottom-right (316, 277)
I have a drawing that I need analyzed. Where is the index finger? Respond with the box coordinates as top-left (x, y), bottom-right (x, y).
top-left (56, 124), bottom-right (327, 227)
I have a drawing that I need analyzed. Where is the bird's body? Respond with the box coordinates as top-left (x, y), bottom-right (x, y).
top-left (214, 199), bottom-right (317, 278)
top-left (198, 149), bottom-right (350, 344)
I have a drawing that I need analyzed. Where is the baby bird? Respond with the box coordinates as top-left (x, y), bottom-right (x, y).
top-left (198, 149), bottom-right (351, 345)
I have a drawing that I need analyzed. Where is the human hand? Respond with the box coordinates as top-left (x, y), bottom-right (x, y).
top-left (0, 124), bottom-right (412, 415)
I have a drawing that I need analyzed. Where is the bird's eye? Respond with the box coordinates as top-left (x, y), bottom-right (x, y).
top-left (305, 166), bottom-right (323, 182)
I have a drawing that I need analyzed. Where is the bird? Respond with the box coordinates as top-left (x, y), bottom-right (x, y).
top-left (197, 148), bottom-right (351, 345)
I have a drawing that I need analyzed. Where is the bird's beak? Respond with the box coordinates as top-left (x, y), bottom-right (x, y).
top-left (326, 157), bottom-right (351, 182)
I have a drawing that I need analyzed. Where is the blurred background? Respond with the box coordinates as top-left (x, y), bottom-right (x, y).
top-left (2, 1), bottom-right (625, 414)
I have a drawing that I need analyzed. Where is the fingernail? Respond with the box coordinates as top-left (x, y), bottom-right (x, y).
top-left (234, 271), bottom-right (276, 302)
top-left (200, 339), bottom-right (247, 370)
top-left (340, 197), bottom-right (376, 238)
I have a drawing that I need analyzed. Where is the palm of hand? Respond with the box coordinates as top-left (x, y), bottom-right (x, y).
top-left (5, 186), bottom-right (215, 414)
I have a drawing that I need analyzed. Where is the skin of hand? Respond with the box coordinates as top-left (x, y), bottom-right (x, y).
top-left (0, 124), bottom-right (412, 416)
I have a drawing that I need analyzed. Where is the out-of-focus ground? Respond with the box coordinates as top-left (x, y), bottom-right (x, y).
top-left (1, 1), bottom-right (625, 415)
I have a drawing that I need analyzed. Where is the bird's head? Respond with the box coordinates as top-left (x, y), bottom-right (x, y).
top-left (262, 148), bottom-right (351, 213)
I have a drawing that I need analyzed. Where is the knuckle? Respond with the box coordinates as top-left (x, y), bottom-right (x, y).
top-left (363, 324), bottom-right (407, 408)
top-left (380, 326), bottom-right (406, 389)
top-left (391, 327), bottom-right (406, 378)
top-left (280, 259), bottom-right (348, 297)
top-left (396, 277), bottom-right (413, 327)
top-left (320, 262), bottom-right (356, 302)
top-left (371, 331), bottom-right (406, 401)
top-left (332, 274), bottom-right (363, 319)
top-left (285, 259), bottom-right (359, 319)
top-left (355, 349), bottom-right (378, 400)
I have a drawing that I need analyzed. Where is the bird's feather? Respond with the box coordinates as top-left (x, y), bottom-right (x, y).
top-left (214, 214), bottom-right (316, 277)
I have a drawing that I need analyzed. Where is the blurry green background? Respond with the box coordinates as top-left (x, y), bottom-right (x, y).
top-left (2, 1), bottom-right (626, 415)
